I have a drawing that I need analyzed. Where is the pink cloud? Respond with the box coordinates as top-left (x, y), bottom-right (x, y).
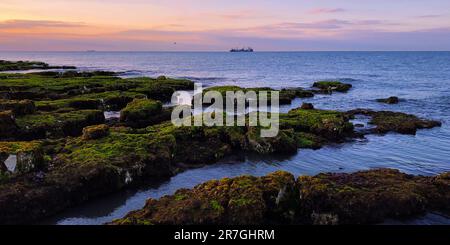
top-left (0, 19), bottom-right (86, 29)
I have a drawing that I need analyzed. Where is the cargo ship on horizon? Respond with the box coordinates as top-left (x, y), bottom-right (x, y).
top-left (230, 47), bottom-right (254, 52)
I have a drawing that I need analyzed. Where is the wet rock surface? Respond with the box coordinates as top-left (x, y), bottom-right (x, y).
top-left (110, 169), bottom-right (450, 225)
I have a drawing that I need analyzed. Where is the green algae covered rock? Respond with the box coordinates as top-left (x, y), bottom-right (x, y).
top-left (120, 99), bottom-right (163, 128)
top-left (297, 169), bottom-right (450, 224)
top-left (128, 77), bottom-right (194, 101)
top-left (0, 71), bottom-right (193, 103)
top-left (14, 109), bottom-right (105, 139)
top-left (246, 127), bottom-right (298, 154)
top-left (312, 81), bottom-right (352, 93)
top-left (203, 86), bottom-right (316, 105)
top-left (280, 108), bottom-right (354, 141)
top-left (347, 109), bottom-right (441, 135)
top-left (0, 141), bottom-right (45, 174)
top-left (36, 98), bottom-right (101, 111)
top-left (111, 171), bottom-right (298, 225)
top-left (82, 124), bottom-right (110, 140)
top-left (0, 99), bottom-right (36, 116)
top-left (110, 169), bottom-right (450, 225)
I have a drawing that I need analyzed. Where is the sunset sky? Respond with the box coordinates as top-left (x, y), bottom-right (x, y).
top-left (1, 0), bottom-right (450, 51)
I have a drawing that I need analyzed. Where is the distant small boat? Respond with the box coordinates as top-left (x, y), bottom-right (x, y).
top-left (230, 47), bottom-right (254, 52)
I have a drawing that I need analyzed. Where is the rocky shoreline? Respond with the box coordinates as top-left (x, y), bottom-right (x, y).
top-left (0, 60), bottom-right (445, 224)
top-left (110, 169), bottom-right (450, 225)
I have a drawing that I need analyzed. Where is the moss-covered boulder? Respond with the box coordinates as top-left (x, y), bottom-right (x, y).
top-left (14, 109), bottom-right (105, 139)
top-left (312, 81), bottom-right (352, 93)
top-left (347, 109), bottom-right (441, 135)
top-left (246, 128), bottom-right (298, 154)
top-left (281, 108), bottom-right (354, 141)
top-left (0, 141), bottom-right (45, 174)
top-left (129, 77), bottom-right (194, 101)
top-left (36, 98), bottom-right (101, 111)
top-left (0, 99), bottom-right (36, 115)
top-left (82, 124), bottom-right (110, 140)
top-left (376, 96), bottom-right (400, 104)
top-left (120, 99), bottom-right (163, 128)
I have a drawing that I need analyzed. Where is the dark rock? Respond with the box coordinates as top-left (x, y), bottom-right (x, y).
top-left (300, 103), bottom-right (314, 110)
top-left (377, 96), bottom-right (399, 104)
top-left (0, 60), bottom-right (76, 72)
top-left (0, 110), bottom-right (18, 139)
top-left (312, 81), bottom-right (352, 93)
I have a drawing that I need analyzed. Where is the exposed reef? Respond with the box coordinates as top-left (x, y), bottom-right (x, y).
top-left (111, 169), bottom-right (450, 225)
top-left (0, 60), bottom-right (76, 72)
top-left (376, 96), bottom-right (400, 104)
top-left (347, 109), bottom-right (442, 135)
top-left (312, 81), bottom-right (352, 93)
top-left (0, 107), bottom-right (358, 224)
top-left (0, 71), bottom-right (194, 140)
top-left (203, 86), bottom-right (315, 105)
top-left (0, 105), bottom-right (441, 224)
top-left (201, 80), bottom-right (351, 107)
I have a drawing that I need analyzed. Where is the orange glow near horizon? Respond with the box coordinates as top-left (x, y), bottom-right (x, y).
top-left (1, 0), bottom-right (450, 51)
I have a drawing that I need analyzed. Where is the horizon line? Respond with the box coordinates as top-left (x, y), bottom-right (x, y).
top-left (1, 50), bottom-right (450, 52)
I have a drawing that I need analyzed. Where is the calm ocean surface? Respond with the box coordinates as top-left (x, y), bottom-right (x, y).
top-left (1, 51), bottom-right (449, 224)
